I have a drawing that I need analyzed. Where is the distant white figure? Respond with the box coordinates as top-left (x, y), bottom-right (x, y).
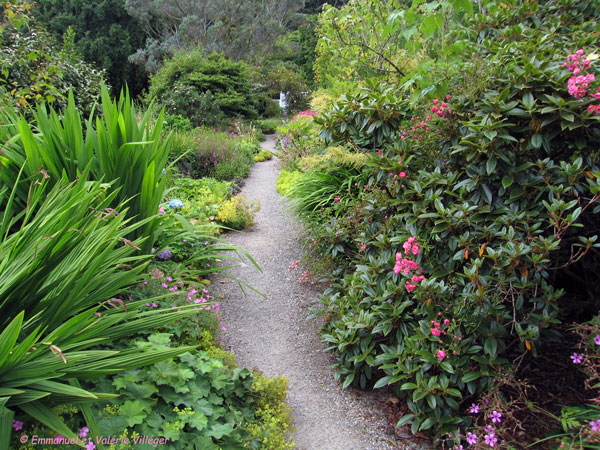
top-left (279, 91), bottom-right (288, 113)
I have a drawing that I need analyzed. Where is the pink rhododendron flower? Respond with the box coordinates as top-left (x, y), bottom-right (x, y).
top-left (411, 275), bottom-right (425, 283)
top-left (405, 281), bottom-right (417, 292)
top-left (334, 197), bottom-right (340, 203)
top-left (431, 327), bottom-right (441, 337)
top-left (437, 349), bottom-right (446, 359)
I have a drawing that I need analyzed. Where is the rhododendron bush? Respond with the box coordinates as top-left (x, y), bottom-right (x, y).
top-left (299, 0), bottom-right (600, 447)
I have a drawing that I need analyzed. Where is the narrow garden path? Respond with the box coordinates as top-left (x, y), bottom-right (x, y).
top-left (213, 136), bottom-right (404, 450)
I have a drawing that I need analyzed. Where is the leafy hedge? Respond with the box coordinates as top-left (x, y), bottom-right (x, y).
top-left (288, 0), bottom-right (600, 446)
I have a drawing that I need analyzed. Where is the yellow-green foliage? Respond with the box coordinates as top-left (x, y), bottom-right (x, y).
top-left (197, 330), bottom-right (237, 368)
top-left (298, 146), bottom-right (368, 172)
top-left (309, 81), bottom-right (357, 113)
top-left (216, 194), bottom-right (260, 230)
top-left (246, 373), bottom-right (295, 450)
top-left (254, 150), bottom-right (273, 162)
top-left (310, 91), bottom-right (336, 114)
top-left (276, 169), bottom-right (304, 196)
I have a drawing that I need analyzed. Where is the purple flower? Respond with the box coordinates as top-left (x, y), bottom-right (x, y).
top-left (454, 446), bottom-right (464, 450)
top-left (590, 419), bottom-right (600, 432)
top-left (466, 432), bottom-right (478, 445)
top-left (86, 442), bottom-right (96, 450)
top-left (484, 432), bottom-right (498, 447)
top-left (594, 335), bottom-right (600, 346)
top-left (489, 410), bottom-right (502, 423)
top-left (571, 352), bottom-right (583, 364)
top-left (469, 403), bottom-right (480, 414)
top-left (79, 426), bottom-right (89, 438)
top-left (12, 420), bottom-right (23, 431)
top-left (156, 249), bottom-right (173, 261)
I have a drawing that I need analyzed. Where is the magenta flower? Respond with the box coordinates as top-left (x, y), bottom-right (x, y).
top-left (484, 432), bottom-right (498, 447)
top-left (12, 420), bottom-right (24, 431)
top-left (437, 349), bottom-right (446, 360)
top-left (489, 411), bottom-right (502, 423)
top-left (590, 419), bottom-right (600, 432)
top-left (333, 197), bottom-right (340, 203)
top-left (466, 432), bottom-right (478, 445)
top-left (469, 403), bottom-right (480, 414)
top-left (86, 442), bottom-right (96, 450)
top-left (594, 335), bottom-right (600, 346)
top-left (79, 426), bottom-right (89, 438)
top-left (571, 352), bottom-right (583, 364)
top-left (431, 328), bottom-right (441, 337)
top-left (405, 281), bottom-right (417, 292)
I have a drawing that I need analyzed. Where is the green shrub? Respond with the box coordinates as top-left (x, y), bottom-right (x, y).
top-left (276, 169), bottom-right (304, 196)
top-left (216, 195), bottom-right (260, 230)
top-left (314, 79), bottom-right (406, 151)
top-left (256, 94), bottom-right (282, 118)
top-left (275, 115), bottom-right (324, 169)
top-left (299, 2), bottom-right (600, 445)
top-left (0, 25), bottom-right (106, 117)
top-left (148, 51), bottom-right (258, 127)
top-left (163, 113), bottom-right (194, 132)
top-left (254, 150), bottom-right (273, 162)
top-left (256, 118), bottom-right (283, 134)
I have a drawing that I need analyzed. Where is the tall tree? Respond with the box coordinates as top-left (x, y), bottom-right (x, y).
top-left (125, 0), bottom-right (304, 72)
top-left (33, 0), bottom-right (149, 97)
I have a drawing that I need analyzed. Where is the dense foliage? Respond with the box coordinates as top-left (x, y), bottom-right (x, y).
top-left (281, 0), bottom-right (600, 446)
top-left (148, 52), bottom-right (258, 126)
top-left (32, 0), bottom-right (149, 97)
top-left (125, 0), bottom-right (304, 72)
top-left (0, 19), bottom-right (105, 116)
top-left (0, 86), bottom-right (171, 253)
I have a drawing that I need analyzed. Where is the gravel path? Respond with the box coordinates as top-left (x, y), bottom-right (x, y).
top-left (213, 135), bottom-right (404, 450)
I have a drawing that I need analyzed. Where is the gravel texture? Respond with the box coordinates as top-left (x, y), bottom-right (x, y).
top-left (213, 136), bottom-right (419, 450)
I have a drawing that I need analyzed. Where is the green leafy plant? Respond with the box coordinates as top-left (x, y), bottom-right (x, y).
top-left (0, 85), bottom-right (172, 253)
top-left (0, 177), bottom-right (202, 447)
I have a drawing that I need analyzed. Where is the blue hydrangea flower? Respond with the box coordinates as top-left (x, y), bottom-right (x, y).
top-left (156, 249), bottom-right (173, 261)
top-left (168, 199), bottom-right (184, 209)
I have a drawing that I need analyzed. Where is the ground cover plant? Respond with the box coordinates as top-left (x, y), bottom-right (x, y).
top-left (280, 0), bottom-right (600, 447)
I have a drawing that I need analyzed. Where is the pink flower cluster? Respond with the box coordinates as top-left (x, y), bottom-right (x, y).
top-left (400, 115), bottom-right (432, 140)
top-left (143, 271), bottom-right (227, 332)
top-left (563, 49), bottom-right (600, 114)
top-left (431, 95), bottom-right (453, 118)
top-left (297, 109), bottom-right (317, 117)
top-left (563, 49), bottom-right (592, 74)
top-left (568, 74), bottom-right (596, 98)
top-left (393, 237), bottom-right (425, 292)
